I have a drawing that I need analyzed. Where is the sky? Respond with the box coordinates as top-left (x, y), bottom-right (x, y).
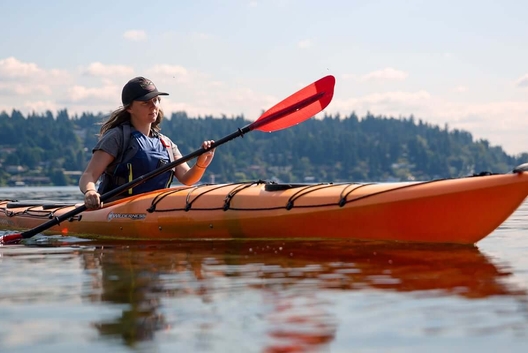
top-left (0, 0), bottom-right (527, 155)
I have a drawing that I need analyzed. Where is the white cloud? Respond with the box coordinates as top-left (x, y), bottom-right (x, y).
top-left (67, 84), bottom-right (119, 103)
top-left (454, 85), bottom-right (468, 93)
top-left (81, 62), bottom-right (134, 77)
top-left (516, 74), bottom-right (528, 87)
top-left (360, 67), bottom-right (408, 82)
top-left (0, 57), bottom-right (71, 100)
top-left (0, 57), bottom-right (69, 83)
top-left (298, 39), bottom-right (312, 49)
top-left (0, 82), bottom-right (52, 96)
top-left (0, 57), bottom-right (44, 80)
top-left (123, 30), bottom-right (147, 41)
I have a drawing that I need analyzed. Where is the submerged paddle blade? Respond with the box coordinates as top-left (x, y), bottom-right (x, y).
top-left (0, 233), bottom-right (22, 245)
top-left (252, 75), bottom-right (335, 133)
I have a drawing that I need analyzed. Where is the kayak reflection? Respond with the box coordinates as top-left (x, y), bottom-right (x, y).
top-left (79, 239), bottom-right (523, 351)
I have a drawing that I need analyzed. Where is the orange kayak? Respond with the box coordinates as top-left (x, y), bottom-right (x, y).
top-left (1, 172), bottom-right (528, 244)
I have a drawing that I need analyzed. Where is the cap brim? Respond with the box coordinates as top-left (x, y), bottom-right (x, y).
top-left (136, 91), bottom-right (169, 101)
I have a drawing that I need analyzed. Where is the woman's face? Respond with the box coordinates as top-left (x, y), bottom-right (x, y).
top-left (127, 96), bottom-right (161, 124)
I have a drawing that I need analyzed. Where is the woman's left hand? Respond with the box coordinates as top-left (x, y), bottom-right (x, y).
top-left (196, 140), bottom-right (215, 169)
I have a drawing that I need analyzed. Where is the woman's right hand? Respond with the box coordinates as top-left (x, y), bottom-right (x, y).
top-left (84, 189), bottom-right (102, 209)
top-left (195, 140), bottom-right (215, 169)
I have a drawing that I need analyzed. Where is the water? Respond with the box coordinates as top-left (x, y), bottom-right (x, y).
top-left (1, 187), bottom-right (528, 352)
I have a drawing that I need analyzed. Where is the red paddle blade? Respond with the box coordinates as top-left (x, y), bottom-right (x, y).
top-left (252, 75), bottom-right (335, 133)
top-left (0, 233), bottom-right (22, 245)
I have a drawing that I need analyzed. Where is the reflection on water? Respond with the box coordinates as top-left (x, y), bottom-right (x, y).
top-left (2, 239), bottom-right (525, 352)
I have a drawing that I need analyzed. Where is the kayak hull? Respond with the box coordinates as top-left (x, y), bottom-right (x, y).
top-left (2, 173), bottom-right (528, 244)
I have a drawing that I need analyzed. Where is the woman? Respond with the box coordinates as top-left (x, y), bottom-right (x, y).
top-left (79, 76), bottom-right (215, 209)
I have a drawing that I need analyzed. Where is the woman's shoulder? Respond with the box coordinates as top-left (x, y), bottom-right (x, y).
top-left (95, 125), bottom-right (126, 152)
top-left (100, 124), bottom-right (130, 143)
top-left (105, 124), bottom-right (127, 136)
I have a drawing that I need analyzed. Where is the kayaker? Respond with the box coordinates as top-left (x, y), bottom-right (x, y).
top-left (79, 76), bottom-right (215, 209)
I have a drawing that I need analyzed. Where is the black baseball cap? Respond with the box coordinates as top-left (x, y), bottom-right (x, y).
top-left (121, 77), bottom-right (169, 106)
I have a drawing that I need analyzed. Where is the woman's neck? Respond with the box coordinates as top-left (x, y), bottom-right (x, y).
top-left (130, 119), bottom-right (152, 136)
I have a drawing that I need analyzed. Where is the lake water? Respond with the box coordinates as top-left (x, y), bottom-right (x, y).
top-left (1, 186), bottom-right (528, 352)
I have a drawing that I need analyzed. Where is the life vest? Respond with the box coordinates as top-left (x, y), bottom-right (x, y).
top-left (98, 123), bottom-right (175, 197)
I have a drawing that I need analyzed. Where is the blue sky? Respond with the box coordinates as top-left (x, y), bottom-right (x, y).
top-left (1, 0), bottom-right (527, 154)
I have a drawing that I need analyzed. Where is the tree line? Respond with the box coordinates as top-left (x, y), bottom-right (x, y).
top-left (0, 109), bottom-right (526, 186)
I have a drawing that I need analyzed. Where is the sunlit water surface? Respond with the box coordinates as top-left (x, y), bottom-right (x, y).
top-left (1, 186), bottom-right (528, 352)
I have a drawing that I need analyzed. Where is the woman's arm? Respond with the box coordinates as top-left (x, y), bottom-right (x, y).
top-left (79, 150), bottom-right (115, 208)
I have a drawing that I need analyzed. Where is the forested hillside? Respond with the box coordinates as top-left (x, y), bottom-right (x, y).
top-left (0, 109), bottom-right (526, 186)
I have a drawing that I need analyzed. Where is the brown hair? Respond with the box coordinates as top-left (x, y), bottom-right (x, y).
top-left (99, 104), bottom-right (165, 137)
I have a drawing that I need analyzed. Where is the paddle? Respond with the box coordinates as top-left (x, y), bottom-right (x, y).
top-left (0, 75), bottom-right (335, 245)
